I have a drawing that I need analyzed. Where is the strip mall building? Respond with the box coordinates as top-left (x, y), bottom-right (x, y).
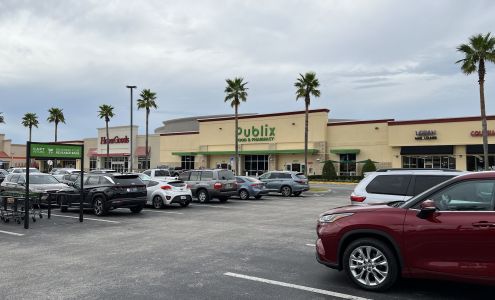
top-left (156, 109), bottom-right (495, 175)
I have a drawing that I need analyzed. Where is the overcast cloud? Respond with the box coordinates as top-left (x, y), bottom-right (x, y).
top-left (0, 0), bottom-right (494, 143)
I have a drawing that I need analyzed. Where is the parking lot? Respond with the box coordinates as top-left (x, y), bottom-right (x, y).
top-left (0, 184), bottom-right (492, 300)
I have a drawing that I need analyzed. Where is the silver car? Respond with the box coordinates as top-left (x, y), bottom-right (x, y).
top-left (0, 173), bottom-right (69, 203)
top-left (258, 171), bottom-right (309, 197)
top-left (179, 169), bottom-right (237, 203)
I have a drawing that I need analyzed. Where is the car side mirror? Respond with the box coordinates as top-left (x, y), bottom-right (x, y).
top-left (417, 199), bottom-right (437, 219)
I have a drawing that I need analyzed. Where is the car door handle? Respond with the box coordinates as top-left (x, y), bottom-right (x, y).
top-left (472, 222), bottom-right (495, 227)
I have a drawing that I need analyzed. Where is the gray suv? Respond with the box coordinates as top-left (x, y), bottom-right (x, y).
top-left (179, 169), bottom-right (237, 203)
top-left (258, 171), bottom-right (309, 197)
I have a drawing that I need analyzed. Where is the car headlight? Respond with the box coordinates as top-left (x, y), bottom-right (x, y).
top-left (318, 213), bottom-right (354, 223)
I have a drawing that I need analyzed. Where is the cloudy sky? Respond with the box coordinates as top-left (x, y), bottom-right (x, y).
top-left (1, 0), bottom-right (494, 143)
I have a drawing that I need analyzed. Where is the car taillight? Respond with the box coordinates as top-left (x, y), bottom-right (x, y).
top-left (350, 195), bottom-right (366, 202)
top-left (296, 180), bottom-right (306, 184)
top-left (161, 185), bottom-right (172, 190)
top-left (185, 184), bottom-right (191, 189)
top-left (214, 182), bottom-right (222, 190)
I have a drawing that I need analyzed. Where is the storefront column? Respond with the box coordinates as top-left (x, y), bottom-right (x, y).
top-left (391, 147), bottom-right (401, 168)
top-left (454, 145), bottom-right (467, 171)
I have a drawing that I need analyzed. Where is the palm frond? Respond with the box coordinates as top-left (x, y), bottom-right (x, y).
top-left (224, 77), bottom-right (248, 107)
top-left (22, 113), bottom-right (39, 128)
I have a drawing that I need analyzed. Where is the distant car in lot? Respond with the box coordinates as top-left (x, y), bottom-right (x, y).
top-left (316, 171), bottom-right (495, 292)
top-left (8, 167), bottom-right (41, 174)
top-left (51, 168), bottom-right (79, 181)
top-left (143, 169), bottom-right (177, 181)
top-left (235, 176), bottom-right (268, 200)
top-left (0, 169), bottom-right (8, 184)
top-left (137, 173), bottom-right (192, 208)
top-left (179, 169), bottom-right (237, 203)
top-left (0, 173), bottom-right (69, 204)
top-left (58, 173), bottom-right (147, 216)
top-left (350, 169), bottom-right (465, 205)
top-left (89, 169), bottom-right (117, 174)
top-left (258, 171), bottom-right (309, 197)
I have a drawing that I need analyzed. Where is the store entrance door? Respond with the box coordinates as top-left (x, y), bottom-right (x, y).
top-left (111, 161), bottom-right (125, 173)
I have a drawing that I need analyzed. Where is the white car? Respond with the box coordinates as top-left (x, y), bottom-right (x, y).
top-left (142, 169), bottom-right (177, 181)
top-left (8, 167), bottom-right (41, 174)
top-left (350, 168), bottom-right (466, 205)
top-left (138, 174), bottom-right (192, 208)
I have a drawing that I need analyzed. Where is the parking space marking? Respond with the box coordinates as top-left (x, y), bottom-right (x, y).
top-left (0, 230), bottom-right (25, 236)
top-left (50, 214), bottom-right (120, 223)
top-left (224, 272), bottom-right (370, 300)
top-left (190, 204), bottom-right (232, 209)
top-left (143, 209), bottom-right (184, 215)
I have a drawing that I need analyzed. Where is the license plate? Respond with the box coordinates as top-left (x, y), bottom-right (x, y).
top-left (127, 188), bottom-right (137, 192)
top-left (225, 184), bottom-right (231, 188)
top-left (180, 196), bottom-right (186, 200)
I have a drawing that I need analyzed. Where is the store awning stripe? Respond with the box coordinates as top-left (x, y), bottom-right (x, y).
top-left (466, 144), bottom-right (495, 154)
top-left (172, 149), bottom-right (319, 156)
top-left (330, 149), bottom-right (360, 154)
top-left (400, 145), bottom-right (453, 155)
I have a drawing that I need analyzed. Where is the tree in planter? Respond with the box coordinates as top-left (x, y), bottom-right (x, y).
top-left (137, 89), bottom-right (158, 170)
top-left (322, 160), bottom-right (337, 181)
top-left (361, 159), bottom-right (377, 175)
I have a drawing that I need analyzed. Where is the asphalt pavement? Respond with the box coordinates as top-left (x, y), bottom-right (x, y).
top-left (0, 184), bottom-right (492, 299)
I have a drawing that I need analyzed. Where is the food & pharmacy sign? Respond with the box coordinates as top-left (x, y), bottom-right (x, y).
top-left (237, 125), bottom-right (276, 143)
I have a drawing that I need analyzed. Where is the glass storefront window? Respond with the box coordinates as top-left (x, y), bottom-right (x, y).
top-left (244, 155), bottom-right (268, 176)
top-left (339, 153), bottom-right (356, 176)
top-left (89, 157), bottom-right (97, 170)
top-left (402, 156), bottom-right (456, 169)
top-left (181, 156), bottom-right (195, 170)
top-left (466, 155), bottom-right (495, 171)
top-left (138, 157), bottom-right (150, 170)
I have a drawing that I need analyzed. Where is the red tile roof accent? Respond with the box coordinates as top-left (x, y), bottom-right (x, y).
top-left (136, 146), bottom-right (150, 157)
top-left (0, 151), bottom-right (10, 158)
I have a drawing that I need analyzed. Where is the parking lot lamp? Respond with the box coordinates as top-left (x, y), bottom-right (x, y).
top-left (126, 85), bottom-right (137, 172)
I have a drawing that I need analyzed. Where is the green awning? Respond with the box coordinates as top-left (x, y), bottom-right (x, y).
top-left (172, 149), bottom-right (319, 156)
top-left (330, 149), bottom-right (360, 155)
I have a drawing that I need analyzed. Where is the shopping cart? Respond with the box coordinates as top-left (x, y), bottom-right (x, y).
top-left (0, 192), bottom-right (43, 224)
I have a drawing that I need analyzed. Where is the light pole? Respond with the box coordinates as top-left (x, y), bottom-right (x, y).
top-left (126, 85), bottom-right (137, 172)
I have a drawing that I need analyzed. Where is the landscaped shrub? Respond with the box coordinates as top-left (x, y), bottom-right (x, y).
top-left (322, 160), bottom-right (337, 180)
top-left (361, 159), bottom-right (377, 175)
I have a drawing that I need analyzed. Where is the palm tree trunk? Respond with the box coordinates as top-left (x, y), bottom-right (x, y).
top-left (146, 108), bottom-right (149, 169)
top-left (106, 120), bottom-right (110, 169)
top-left (304, 99), bottom-right (309, 176)
top-left (54, 122), bottom-right (58, 169)
top-left (29, 126), bottom-right (32, 142)
top-left (479, 59), bottom-right (489, 170)
top-left (235, 103), bottom-right (239, 175)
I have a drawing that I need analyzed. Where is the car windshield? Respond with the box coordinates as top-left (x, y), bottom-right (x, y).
top-left (155, 170), bottom-right (170, 177)
top-left (30, 175), bottom-right (60, 184)
top-left (218, 170), bottom-right (235, 180)
top-left (0, 169), bottom-right (8, 175)
top-left (113, 176), bottom-right (144, 186)
top-left (399, 175), bottom-right (460, 208)
top-left (139, 173), bottom-right (152, 181)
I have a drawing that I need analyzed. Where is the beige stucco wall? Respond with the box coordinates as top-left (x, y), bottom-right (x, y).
top-left (160, 133), bottom-right (200, 167)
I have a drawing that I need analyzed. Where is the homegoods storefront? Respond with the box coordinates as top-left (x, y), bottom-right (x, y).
top-left (158, 110), bottom-right (495, 175)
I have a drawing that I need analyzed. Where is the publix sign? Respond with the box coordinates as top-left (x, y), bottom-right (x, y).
top-left (237, 125), bottom-right (275, 143)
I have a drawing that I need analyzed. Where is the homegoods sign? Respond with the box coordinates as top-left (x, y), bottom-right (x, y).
top-left (237, 125), bottom-right (275, 143)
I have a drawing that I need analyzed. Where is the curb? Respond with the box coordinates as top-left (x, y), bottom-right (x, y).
top-left (309, 181), bottom-right (358, 185)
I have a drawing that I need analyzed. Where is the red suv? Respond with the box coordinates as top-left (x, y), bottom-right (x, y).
top-left (316, 172), bottom-right (495, 291)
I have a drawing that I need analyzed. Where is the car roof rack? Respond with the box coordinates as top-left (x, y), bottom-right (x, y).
top-left (375, 168), bottom-right (463, 172)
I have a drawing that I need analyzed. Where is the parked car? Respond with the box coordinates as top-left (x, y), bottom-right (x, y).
top-left (0, 173), bottom-right (69, 204)
top-left (258, 171), bottom-right (309, 197)
top-left (0, 169), bottom-right (8, 184)
top-left (146, 179), bottom-right (192, 208)
top-left (143, 169), bottom-right (177, 181)
top-left (316, 171), bottom-right (495, 292)
top-left (51, 168), bottom-right (79, 181)
top-left (179, 169), bottom-right (237, 203)
top-left (58, 173), bottom-right (147, 216)
top-left (89, 169), bottom-right (117, 174)
top-left (8, 167), bottom-right (41, 174)
top-left (59, 171), bottom-right (85, 184)
top-left (235, 176), bottom-right (268, 200)
top-left (350, 168), bottom-right (465, 205)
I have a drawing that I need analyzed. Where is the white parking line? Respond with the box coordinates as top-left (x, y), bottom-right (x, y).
top-left (190, 204), bottom-right (231, 209)
top-left (50, 214), bottom-right (120, 223)
top-left (0, 230), bottom-right (25, 236)
top-left (224, 272), bottom-right (371, 300)
top-left (143, 209), bottom-right (184, 215)
top-left (305, 244), bottom-right (315, 247)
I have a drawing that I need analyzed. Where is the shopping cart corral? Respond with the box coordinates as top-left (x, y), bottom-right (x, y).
top-left (0, 192), bottom-right (45, 224)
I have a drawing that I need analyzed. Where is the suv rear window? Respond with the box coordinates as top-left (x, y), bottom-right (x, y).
top-left (218, 170), bottom-right (235, 180)
top-left (113, 176), bottom-right (144, 186)
top-left (296, 173), bottom-right (307, 179)
top-left (366, 175), bottom-right (412, 196)
top-left (280, 173), bottom-right (292, 179)
top-left (179, 171), bottom-right (190, 181)
top-left (155, 170), bottom-right (171, 177)
top-left (413, 175), bottom-right (455, 196)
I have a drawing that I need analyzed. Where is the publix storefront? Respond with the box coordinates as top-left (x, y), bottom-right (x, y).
top-left (158, 109), bottom-right (495, 176)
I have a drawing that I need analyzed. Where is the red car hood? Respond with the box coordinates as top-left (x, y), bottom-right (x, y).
top-left (320, 204), bottom-right (392, 216)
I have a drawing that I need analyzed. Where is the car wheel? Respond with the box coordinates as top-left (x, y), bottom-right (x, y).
top-left (281, 186), bottom-right (292, 197)
top-left (218, 197), bottom-right (229, 203)
top-left (130, 205), bottom-right (144, 213)
top-left (239, 189), bottom-right (249, 200)
top-left (343, 238), bottom-right (399, 292)
top-left (254, 195), bottom-right (262, 200)
top-left (153, 195), bottom-right (164, 209)
top-left (93, 197), bottom-right (107, 216)
top-left (197, 189), bottom-right (210, 203)
top-left (293, 191), bottom-right (302, 197)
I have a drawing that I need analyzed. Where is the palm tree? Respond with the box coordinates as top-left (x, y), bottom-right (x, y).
top-left (21, 113), bottom-right (39, 142)
top-left (137, 89), bottom-right (158, 170)
top-left (295, 72), bottom-right (321, 176)
top-left (98, 104), bottom-right (115, 168)
top-left (47, 107), bottom-right (66, 142)
top-left (224, 77), bottom-right (248, 175)
top-left (457, 33), bottom-right (495, 170)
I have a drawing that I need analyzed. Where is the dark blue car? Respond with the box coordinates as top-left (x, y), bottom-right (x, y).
top-left (235, 176), bottom-right (268, 200)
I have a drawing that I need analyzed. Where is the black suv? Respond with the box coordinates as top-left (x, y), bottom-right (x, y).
top-left (58, 173), bottom-right (147, 216)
